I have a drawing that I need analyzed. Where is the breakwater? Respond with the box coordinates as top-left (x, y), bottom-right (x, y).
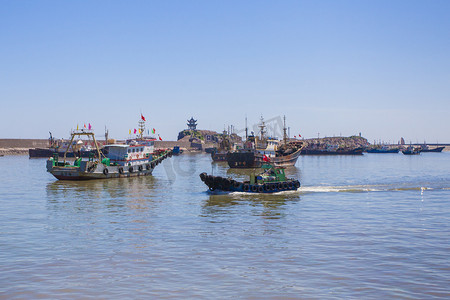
top-left (0, 139), bottom-right (207, 156)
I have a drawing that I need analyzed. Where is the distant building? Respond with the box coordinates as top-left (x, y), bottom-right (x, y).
top-left (187, 117), bottom-right (198, 131)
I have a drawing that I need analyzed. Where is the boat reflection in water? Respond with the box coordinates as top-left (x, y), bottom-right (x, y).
top-left (46, 175), bottom-right (160, 210)
top-left (202, 190), bottom-right (301, 220)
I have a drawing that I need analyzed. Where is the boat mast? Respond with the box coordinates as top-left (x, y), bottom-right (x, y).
top-left (283, 115), bottom-right (288, 145)
top-left (259, 116), bottom-right (266, 140)
top-left (138, 118), bottom-right (145, 139)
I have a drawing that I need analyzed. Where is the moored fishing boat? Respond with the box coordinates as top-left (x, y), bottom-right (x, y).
top-left (172, 146), bottom-right (184, 155)
top-left (420, 145), bottom-right (445, 153)
top-left (301, 143), bottom-right (364, 155)
top-left (226, 116), bottom-right (304, 168)
top-left (29, 132), bottom-right (97, 158)
top-left (401, 145), bottom-right (420, 155)
top-left (365, 145), bottom-right (400, 153)
top-left (200, 164), bottom-right (300, 193)
top-left (47, 118), bottom-right (172, 180)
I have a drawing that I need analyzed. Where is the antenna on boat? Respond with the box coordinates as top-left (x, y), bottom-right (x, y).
top-left (283, 115), bottom-right (287, 145)
top-left (245, 115), bottom-right (248, 140)
top-left (105, 126), bottom-right (109, 145)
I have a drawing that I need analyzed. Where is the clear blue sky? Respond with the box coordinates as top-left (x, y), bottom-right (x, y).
top-left (1, 0), bottom-right (449, 143)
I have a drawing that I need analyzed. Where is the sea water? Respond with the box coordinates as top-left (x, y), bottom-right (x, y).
top-left (0, 153), bottom-right (449, 298)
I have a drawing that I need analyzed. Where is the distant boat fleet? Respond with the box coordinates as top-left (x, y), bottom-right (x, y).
top-left (366, 144), bottom-right (444, 155)
top-left (33, 113), bottom-right (445, 188)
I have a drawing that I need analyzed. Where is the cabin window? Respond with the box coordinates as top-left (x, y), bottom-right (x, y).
top-left (132, 149), bottom-right (135, 153)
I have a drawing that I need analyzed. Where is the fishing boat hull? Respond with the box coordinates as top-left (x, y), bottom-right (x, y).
top-left (226, 148), bottom-right (302, 168)
top-left (211, 151), bottom-right (228, 162)
top-left (402, 150), bottom-right (420, 155)
top-left (301, 147), bottom-right (364, 155)
top-left (199, 173), bottom-right (300, 193)
top-left (47, 163), bottom-right (154, 180)
top-left (366, 148), bottom-right (399, 153)
top-left (421, 146), bottom-right (445, 153)
top-left (47, 151), bottom-right (171, 180)
top-left (29, 148), bottom-right (95, 158)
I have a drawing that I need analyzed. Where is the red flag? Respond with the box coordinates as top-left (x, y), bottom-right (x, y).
top-left (134, 128), bottom-right (137, 134)
top-left (88, 123), bottom-right (92, 130)
top-left (299, 133), bottom-right (301, 137)
top-left (294, 135), bottom-right (296, 138)
top-left (263, 154), bottom-right (271, 162)
top-left (158, 135), bottom-right (162, 141)
top-left (84, 123), bottom-right (86, 129)
top-left (141, 114), bottom-right (146, 121)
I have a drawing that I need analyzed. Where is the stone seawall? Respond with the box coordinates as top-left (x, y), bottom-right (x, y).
top-left (0, 139), bottom-right (49, 148)
top-left (154, 141), bottom-right (191, 150)
top-left (0, 139), bottom-right (198, 156)
top-left (0, 139), bottom-right (48, 155)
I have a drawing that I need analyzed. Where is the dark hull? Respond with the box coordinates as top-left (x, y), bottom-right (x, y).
top-left (211, 151), bottom-right (227, 162)
top-left (199, 173), bottom-right (300, 193)
top-left (301, 148), bottom-right (364, 155)
top-left (226, 151), bottom-right (259, 168)
top-left (366, 149), bottom-right (399, 153)
top-left (226, 149), bottom-right (302, 168)
top-left (29, 148), bottom-right (94, 158)
top-left (402, 151), bottom-right (420, 155)
top-left (421, 146), bottom-right (445, 153)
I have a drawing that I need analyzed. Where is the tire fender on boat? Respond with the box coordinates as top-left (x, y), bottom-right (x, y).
top-left (103, 168), bottom-right (109, 176)
top-left (118, 167), bottom-right (124, 174)
top-left (146, 164), bottom-right (151, 170)
top-left (138, 165), bottom-right (143, 172)
top-left (129, 166), bottom-right (134, 173)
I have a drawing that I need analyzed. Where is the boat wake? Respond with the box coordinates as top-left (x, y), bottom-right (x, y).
top-left (298, 184), bottom-right (438, 194)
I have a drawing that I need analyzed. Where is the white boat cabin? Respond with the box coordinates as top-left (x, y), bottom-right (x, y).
top-left (257, 139), bottom-right (280, 157)
top-left (103, 140), bottom-right (155, 166)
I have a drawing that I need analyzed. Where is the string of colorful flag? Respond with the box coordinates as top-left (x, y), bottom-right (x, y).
top-left (129, 114), bottom-right (163, 140)
top-left (76, 123), bottom-right (92, 131)
top-left (74, 114), bottom-right (163, 140)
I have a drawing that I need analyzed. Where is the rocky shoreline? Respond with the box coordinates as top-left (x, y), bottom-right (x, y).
top-left (302, 136), bottom-right (369, 150)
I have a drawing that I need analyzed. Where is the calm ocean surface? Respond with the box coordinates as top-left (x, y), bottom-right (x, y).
top-left (0, 152), bottom-right (449, 299)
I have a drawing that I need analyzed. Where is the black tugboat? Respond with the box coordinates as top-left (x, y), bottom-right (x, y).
top-left (226, 116), bottom-right (304, 168)
top-left (200, 164), bottom-right (300, 193)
